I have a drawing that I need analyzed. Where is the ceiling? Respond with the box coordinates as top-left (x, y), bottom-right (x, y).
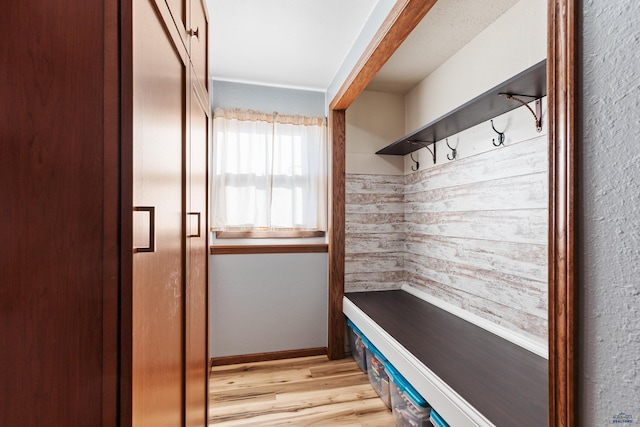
top-left (208, 0), bottom-right (521, 95)
top-left (207, 0), bottom-right (379, 91)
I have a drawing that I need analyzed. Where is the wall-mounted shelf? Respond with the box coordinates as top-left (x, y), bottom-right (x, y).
top-left (376, 60), bottom-right (547, 156)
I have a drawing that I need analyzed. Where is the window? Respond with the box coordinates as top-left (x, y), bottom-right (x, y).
top-left (211, 108), bottom-right (328, 235)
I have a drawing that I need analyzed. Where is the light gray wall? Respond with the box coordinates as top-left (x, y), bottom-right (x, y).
top-left (209, 81), bottom-right (329, 358)
top-left (210, 253), bottom-right (328, 357)
top-left (211, 80), bottom-right (325, 117)
top-left (580, 0), bottom-right (640, 424)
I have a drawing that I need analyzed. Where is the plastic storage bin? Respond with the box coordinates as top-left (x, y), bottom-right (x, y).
top-left (365, 342), bottom-right (391, 408)
top-left (429, 409), bottom-right (450, 427)
top-left (346, 318), bottom-right (368, 373)
top-left (387, 364), bottom-right (431, 427)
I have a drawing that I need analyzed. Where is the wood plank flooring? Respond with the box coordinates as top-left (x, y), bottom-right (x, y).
top-left (209, 355), bottom-right (395, 426)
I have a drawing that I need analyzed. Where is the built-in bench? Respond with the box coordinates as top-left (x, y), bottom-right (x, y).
top-left (344, 290), bottom-right (547, 427)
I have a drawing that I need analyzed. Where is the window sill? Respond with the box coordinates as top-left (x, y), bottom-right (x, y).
top-left (210, 244), bottom-right (328, 255)
top-left (214, 230), bottom-right (325, 239)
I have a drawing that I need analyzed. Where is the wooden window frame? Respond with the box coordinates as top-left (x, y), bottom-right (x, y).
top-left (210, 244), bottom-right (328, 255)
top-left (214, 230), bottom-right (325, 239)
top-left (326, 1), bottom-right (577, 426)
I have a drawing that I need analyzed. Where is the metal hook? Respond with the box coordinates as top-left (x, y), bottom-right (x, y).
top-left (491, 120), bottom-right (505, 147)
top-left (410, 153), bottom-right (419, 171)
top-left (446, 138), bottom-right (457, 161)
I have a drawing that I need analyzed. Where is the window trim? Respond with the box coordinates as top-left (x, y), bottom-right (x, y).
top-left (210, 243), bottom-right (328, 255)
top-left (214, 230), bottom-right (325, 239)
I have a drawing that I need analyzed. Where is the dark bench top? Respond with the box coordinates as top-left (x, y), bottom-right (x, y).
top-left (346, 290), bottom-right (548, 427)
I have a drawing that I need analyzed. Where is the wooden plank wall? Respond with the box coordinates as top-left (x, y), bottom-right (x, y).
top-left (404, 136), bottom-right (548, 345)
top-left (345, 174), bottom-right (405, 292)
top-left (345, 134), bottom-right (548, 345)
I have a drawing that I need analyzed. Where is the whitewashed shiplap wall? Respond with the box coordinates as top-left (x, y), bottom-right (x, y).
top-left (345, 131), bottom-right (549, 345)
top-left (404, 135), bottom-right (549, 345)
top-left (345, 174), bottom-right (405, 292)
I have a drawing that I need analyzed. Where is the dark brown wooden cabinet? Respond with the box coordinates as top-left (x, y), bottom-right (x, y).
top-left (162, 0), bottom-right (209, 93)
top-left (1, 0), bottom-right (209, 425)
top-left (185, 67), bottom-right (210, 427)
top-left (131, 1), bottom-right (189, 425)
top-left (130, 0), bottom-right (210, 426)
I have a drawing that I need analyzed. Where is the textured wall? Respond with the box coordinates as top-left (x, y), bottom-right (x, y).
top-left (580, 0), bottom-right (640, 423)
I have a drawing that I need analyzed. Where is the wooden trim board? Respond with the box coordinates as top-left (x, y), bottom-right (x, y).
top-left (547, 0), bottom-right (577, 425)
top-left (210, 348), bottom-right (327, 367)
top-left (210, 244), bottom-right (328, 255)
top-left (330, 0), bottom-right (438, 110)
top-left (327, 110), bottom-right (346, 360)
top-left (327, 0), bottom-right (436, 364)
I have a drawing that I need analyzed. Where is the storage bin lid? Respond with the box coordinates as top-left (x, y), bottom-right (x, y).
top-left (387, 363), bottom-right (430, 408)
top-left (430, 409), bottom-right (450, 427)
top-left (345, 318), bottom-right (387, 364)
top-left (364, 338), bottom-right (387, 363)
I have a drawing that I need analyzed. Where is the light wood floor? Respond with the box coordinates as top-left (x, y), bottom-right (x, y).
top-left (209, 355), bottom-right (395, 426)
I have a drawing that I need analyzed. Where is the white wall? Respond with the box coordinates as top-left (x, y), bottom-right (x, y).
top-left (580, 0), bottom-right (640, 423)
top-left (346, 90), bottom-right (405, 175)
top-left (404, 0), bottom-right (546, 133)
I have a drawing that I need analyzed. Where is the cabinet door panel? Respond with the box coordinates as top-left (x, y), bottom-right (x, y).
top-left (189, 0), bottom-right (208, 93)
top-left (132, 0), bottom-right (186, 425)
top-left (184, 69), bottom-right (209, 427)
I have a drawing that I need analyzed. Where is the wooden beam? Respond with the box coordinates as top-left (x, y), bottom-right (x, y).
top-left (330, 0), bottom-right (438, 110)
top-left (547, 0), bottom-right (577, 426)
top-left (327, 109), bottom-right (346, 360)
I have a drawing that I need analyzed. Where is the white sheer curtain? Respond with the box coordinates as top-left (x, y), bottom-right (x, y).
top-left (211, 108), bottom-right (327, 232)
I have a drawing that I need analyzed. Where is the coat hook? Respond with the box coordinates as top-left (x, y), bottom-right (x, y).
top-left (491, 120), bottom-right (505, 147)
top-left (446, 138), bottom-right (457, 160)
top-left (410, 153), bottom-right (419, 171)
